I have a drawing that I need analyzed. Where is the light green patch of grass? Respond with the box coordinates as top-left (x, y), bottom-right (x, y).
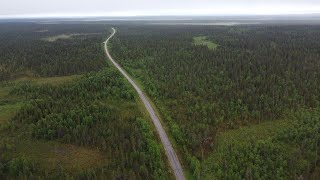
top-left (271, 41), bottom-right (278, 49)
top-left (43, 33), bottom-right (101, 42)
top-left (0, 85), bottom-right (21, 124)
top-left (216, 119), bottom-right (291, 147)
top-left (35, 29), bottom-right (49, 33)
top-left (43, 34), bottom-right (76, 42)
top-left (193, 36), bottom-right (219, 50)
top-left (205, 119), bottom-right (292, 171)
top-left (15, 139), bottom-right (108, 173)
top-left (15, 75), bottom-right (81, 85)
top-left (0, 87), bottom-right (11, 99)
top-left (0, 103), bottom-right (22, 124)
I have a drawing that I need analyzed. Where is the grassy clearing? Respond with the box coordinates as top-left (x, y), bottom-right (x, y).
top-left (0, 86), bottom-right (20, 124)
top-left (0, 87), bottom-right (10, 99)
top-left (206, 119), bottom-right (292, 167)
top-left (0, 103), bottom-right (22, 124)
top-left (15, 75), bottom-right (81, 85)
top-left (203, 119), bottom-right (292, 175)
top-left (193, 36), bottom-right (218, 50)
top-left (42, 34), bottom-right (76, 42)
top-left (15, 139), bottom-right (108, 173)
top-left (216, 119), bottom-right (291, 147)
top-left (35, 29), bottom-right (49, 33)
top-left (43, 33), bottom-right (101, 42)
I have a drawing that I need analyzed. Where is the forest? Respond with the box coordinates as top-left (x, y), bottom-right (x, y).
top-left (110, 24), bottom-right (320, 179)
top-left (1, 22), bottom-right (320, 179)
top-left (0, 23), bottom-right (107, 80)
top-left (0, 23), bottom-right (169, 179)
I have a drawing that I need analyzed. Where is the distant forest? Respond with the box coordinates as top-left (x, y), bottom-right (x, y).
top-left (0, 23), bottom-right (107, 80)
top-left (110, 25), bottom-right (320, 179)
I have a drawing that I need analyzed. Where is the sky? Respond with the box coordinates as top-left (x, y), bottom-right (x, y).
top-left (1, 0), bottom-right (320, 18)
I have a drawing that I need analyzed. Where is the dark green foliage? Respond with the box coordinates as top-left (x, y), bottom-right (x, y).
top-left (110, 25), bottom-right (320, 177)
top-left (0, 23), bottom-right (169, 179)
top-left (1, 68), bottom-right (168, 179)
top-left (0, 156), bottom-right (37, 179)
top-left (2, 22), bottom-right (320, 179)
top-left (276, 109), bottom-right (320, 177)
top-left (136, 117), bottom-right (168, 180)
top-left (205, 141), bottom-right (290, 180)
top-left (7, 156), bottom-right (36, 177)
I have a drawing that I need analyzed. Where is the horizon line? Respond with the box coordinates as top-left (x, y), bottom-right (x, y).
top-left (1, 13), bottom-right (320, 20)
top-left (1, 10), bottom-right (320, 19)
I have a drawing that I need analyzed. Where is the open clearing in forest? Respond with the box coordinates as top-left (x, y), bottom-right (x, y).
top-left (0, 103), bottom-right (22, 124)
top-left (15, 74), bottom-right (81, 85)
top-left (35, 29), bottom-right (49, 33)
top-left (0, 86), bottom-right (20, 124)
top-left (43, 33), bottom-right (101, 42)
top-left (15, 140), bottom-right (108, 173)
top-left (216, 119), bottom-right (291, 147)
top-left (43, 34), bottom-right (75, 42)
top-left (193, 36), bottom-right (219, 50)
top-left (205, 119), bottom-right (292, 167)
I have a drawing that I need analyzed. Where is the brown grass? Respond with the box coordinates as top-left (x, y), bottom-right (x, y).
top-left (15, 140), bottom-right (108, 173)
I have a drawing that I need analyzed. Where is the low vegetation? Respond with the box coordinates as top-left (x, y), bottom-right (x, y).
top-left (43, 33), bottom-right (101, 42)
top-left (42, 34), bottom-right (76, 42)
top-left (193, 36), bottom-right (218, 50)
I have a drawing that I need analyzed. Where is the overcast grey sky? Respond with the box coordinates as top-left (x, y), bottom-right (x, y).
top-left (1, 0), bottom-right (320, 18)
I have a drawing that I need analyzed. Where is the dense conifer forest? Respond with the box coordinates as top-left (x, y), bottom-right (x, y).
top-left (1, 22), bottom-right (320, 179)
top-left (0, 23), bottom-right (169, 179)
top-left (110, 25), bottom-right (320, 179)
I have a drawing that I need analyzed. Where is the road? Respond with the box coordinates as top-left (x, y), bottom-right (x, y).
top-left (104, 28), bottom-right (185, 180)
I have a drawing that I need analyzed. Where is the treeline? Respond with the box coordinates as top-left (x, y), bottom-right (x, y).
top-left (110, 25), bottom-right (320, 177)
top-left (0, 23), bottom-right (108, 81)
top-left (0, 68), bottom-right (168, 179)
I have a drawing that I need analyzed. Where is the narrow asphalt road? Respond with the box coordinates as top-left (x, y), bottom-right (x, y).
top-left (104, 28), bottom-right (185, 180)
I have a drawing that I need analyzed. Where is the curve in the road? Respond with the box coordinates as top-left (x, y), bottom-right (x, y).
top-left (104, 28), bottom-right (185, 180)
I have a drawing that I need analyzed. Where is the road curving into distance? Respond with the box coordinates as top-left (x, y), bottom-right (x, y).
top-left (104, 28), bottom-right (186, 180)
